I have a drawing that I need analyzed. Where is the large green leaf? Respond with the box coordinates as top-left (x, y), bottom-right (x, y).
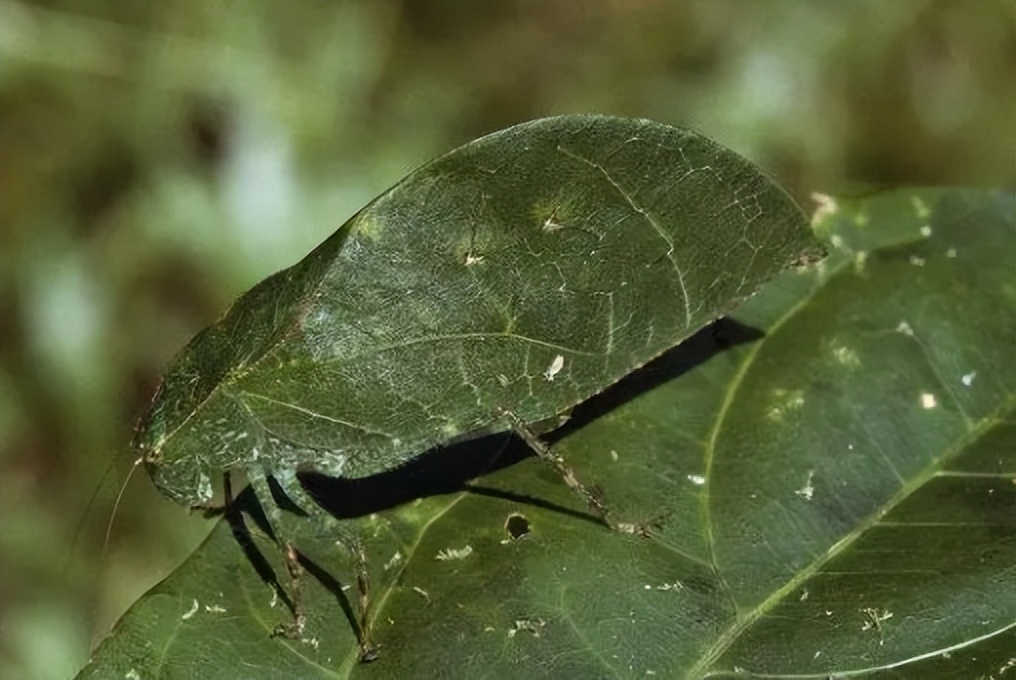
top-left (79, 188), bottom-right (1014, 679)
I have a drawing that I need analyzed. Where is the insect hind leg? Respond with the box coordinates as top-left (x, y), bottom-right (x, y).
top-left (502, 412), bottom-right (670, 537)
top-left (502, 410), bottom-right (612, 525)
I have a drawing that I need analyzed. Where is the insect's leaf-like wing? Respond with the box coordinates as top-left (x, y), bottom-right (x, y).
top-left (139, 115), bottom-right (821, 488)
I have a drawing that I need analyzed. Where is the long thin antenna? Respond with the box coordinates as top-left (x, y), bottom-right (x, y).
top-left (103, 456), bottom-right (144, 557)
top-left (64, 453), bottom-right (119, 576)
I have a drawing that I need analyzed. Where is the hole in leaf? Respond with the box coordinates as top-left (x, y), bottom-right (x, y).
top-left (503, 513), bottom-right (531, 541)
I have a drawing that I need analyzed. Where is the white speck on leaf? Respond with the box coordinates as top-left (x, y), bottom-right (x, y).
top-left (921, 392), bottom-right (937, 409)
top-left (384, 551), bottom-right (402, 571)
top-left (544, 354), bottom-right (565, 381)
top-left (541, 202), bottom-right (566, 232)
top-left (687, 474), bottom-right (706, 486)
top-left (182, 599), bottom-right (199, 620)
top-left (962, 371), bottom-right (976, 387)
top-left (508, 617), bottom-right (546, 639)
top-left (946, 247), bottom-right (957, 258)
top-left (197, 473), bottom-right (213, 503)
top-left (896, 321), bottom-right (914, 336)
top-left (412, 586), bottom-right (430, 602)
top-left (204, 604), bottom-right (226, 614)
top-left (125, 671), bottom-right (141, 680)
top-left (436, 545), bottom-right (473, 561)
top-left (543, 217), bottom-right (565, 232)
top-left (909, 255), bottom-right (926, 267)
top-left (853, 250), bottom-right (868, 274)
top-left (832, 344), bottom-right (860, 368)
top-left (795, 471), bottom-right (815, 500)
top-left (465, 253), bottom-right (484, 266)
top-left (610, 450), bottom-right (619, 462)
top-left (768, 388), bottom-right (805, 420)
top-left (920, 225), bottom-right (932, 237)
top-left (861, 607), bottom-right (894, 643)
top-left (800, 589), bottom-right (810, 601)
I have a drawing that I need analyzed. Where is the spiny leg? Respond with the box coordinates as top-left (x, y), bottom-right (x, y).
top-left (270, 469), bottom-right (378, 663)
top-left (216, 471), bottom-right (300, 616)
top-left (246, 468), bottom-right (307, 637)
top-left (505, 413), bottom-right (671, 536)
top-left (501, 410), bottom-right (611, 524)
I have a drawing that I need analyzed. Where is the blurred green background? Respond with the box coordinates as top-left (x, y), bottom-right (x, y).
top-left (0, 1), bottom-right (1012, 678)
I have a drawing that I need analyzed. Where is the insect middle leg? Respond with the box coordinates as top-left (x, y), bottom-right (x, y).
top-left (245, 468), bottom-right (308, 638)
top-left (247, 466), bottom-right (378, 662)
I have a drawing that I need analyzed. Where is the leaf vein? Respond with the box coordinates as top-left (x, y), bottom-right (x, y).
top-left (557, 144), bottom-right (693, 329)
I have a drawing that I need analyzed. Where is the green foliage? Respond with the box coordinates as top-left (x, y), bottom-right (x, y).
top-left (78, 187), bottom-right (1014, 678)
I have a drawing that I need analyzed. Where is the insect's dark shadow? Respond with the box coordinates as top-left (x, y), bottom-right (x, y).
top-left (299, 432), bottom-right (527, 518)
top-left (298, 317), bottom-right (763, 520)
top-left (223, 317), bottom-right (762, 650)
